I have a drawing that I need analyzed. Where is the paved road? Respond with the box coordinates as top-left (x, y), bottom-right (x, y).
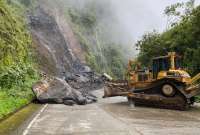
top-left (20, 91), bottom-right (200, 135)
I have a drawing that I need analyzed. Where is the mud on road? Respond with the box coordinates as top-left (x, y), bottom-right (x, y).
top-left (6, 90), bottom-right (200, 135)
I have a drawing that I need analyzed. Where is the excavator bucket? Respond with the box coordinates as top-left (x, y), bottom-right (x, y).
top-left (103, 80), bottom-right (130, 98)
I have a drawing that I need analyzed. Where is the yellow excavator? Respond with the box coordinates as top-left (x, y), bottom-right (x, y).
top-left (103, 52), bottom-right (200, 110)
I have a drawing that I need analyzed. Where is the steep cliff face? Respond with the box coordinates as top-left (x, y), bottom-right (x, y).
top-left (28, 0), bottom-right (130, 79)
top-left (29, 2), bottom-right (104, 105)
top-left (30, 7), bottom-right (73, 76)
top-left (29, 1), bottom-right (86, 77)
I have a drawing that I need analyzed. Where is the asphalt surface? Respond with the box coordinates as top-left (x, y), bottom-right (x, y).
top-left (16, 90), bottom-right (200, 135)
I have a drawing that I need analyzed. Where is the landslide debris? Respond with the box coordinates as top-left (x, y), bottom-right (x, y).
top-left (29, 6), bottom-right (104, 105)
top-left (33, 67), bottom-right (104, 105)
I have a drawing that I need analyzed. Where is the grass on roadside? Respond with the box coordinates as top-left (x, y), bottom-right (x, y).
top-left (0, 77), bottom-right (37, 119)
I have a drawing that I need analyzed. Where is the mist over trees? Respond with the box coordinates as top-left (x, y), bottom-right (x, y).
top-left (62, 0), bottom-right (135, 79)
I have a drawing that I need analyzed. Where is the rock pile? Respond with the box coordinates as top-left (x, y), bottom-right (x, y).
top-left (32, 67), bottom-right (104, 106)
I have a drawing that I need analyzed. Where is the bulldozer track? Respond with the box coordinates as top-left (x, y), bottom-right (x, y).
top-left (105, 79), bottom-right (191, 110)
top-left (128, 93), bottom-right (188, 110)
top-left (129, 79), bottom-right (190, 110)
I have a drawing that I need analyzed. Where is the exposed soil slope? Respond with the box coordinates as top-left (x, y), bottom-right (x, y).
top-left (29, 2), bottom-right (104, 105)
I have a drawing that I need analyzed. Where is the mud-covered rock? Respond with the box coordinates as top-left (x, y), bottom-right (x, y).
top-left (32, 77), bottom-right (99, 105)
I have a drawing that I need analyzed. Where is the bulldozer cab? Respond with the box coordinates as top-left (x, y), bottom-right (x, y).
top-left (152, 56), bottom-right (170, 79)
top-left (152, 52), bottom-right (182, 79)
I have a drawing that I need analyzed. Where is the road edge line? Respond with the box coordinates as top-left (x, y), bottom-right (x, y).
top-left (22, 104), bottom-right (48, 135)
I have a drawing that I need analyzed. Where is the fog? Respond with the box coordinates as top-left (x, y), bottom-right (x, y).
top-left (67, 0), bottom-right (200, 44)
top-left (52, 0), bottom-right (200, 59)
top-left (108, 0), bottom-right (200, 42)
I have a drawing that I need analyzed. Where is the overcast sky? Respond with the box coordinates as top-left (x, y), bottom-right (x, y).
top-left (109, 0), bottom-right (200, 42)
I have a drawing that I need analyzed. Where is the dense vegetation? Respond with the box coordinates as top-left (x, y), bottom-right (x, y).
top-left (136, 0), bottom-right (200, 76)
top-left (0, 0), bottom-right (38, 119)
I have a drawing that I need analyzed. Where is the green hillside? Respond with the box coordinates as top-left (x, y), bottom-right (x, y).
top-left (0, 0), bottom-right (38, 119)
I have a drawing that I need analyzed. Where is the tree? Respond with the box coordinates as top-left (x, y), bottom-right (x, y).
top-left (164, 0), bottom-right (195, 28)
top-left (137, 0), bottom-right (200, 75)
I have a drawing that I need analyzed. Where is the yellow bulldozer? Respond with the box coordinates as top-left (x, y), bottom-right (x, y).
top-left (103, 52), bottom-right (200, 110)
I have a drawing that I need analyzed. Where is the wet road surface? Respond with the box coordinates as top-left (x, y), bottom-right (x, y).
top-left (13, 91), bottom-right (200, 135)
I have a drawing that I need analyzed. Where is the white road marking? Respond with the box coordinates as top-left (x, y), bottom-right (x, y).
top-left (22, 104), bottom-right (48, 135)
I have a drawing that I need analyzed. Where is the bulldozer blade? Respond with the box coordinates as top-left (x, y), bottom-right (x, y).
top-left (185, 83), bottom-right (200, 98)
top-left (103, 80), bottom-right (129, 98)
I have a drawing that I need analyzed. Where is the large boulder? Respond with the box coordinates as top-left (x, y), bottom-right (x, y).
top-left (32, 77), bottom-right (97, 106)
